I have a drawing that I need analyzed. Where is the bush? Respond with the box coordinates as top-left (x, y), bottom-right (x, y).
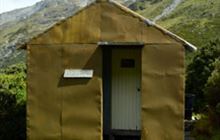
top-left (0, 63), bottom-right (26, 140)
top-left (193, 59), bottom-right (220, 140)
top-left (0, 89), bottom-right (26, 140)
top-left (205, 60), bottom-right (220, 105)
top-left (0, 63), bottom-right (26, 103)
top-left (205, 59), bottom-right (220, 127)
top-left (186, 38), bottom-right (220, 112)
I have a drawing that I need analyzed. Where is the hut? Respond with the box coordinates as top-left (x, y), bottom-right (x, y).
top-left (21, 0), bottom-right (197, 139)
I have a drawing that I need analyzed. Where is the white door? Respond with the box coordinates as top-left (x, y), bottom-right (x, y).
top-left (111, 48), bottom-right (141, 130)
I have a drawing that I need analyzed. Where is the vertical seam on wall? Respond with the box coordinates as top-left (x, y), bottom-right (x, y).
top-left (60, 47), bottom-right (63, 140)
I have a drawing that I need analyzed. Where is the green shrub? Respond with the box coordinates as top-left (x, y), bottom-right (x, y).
top-left (186, 38), bottom-right (220, 112)
top-left (0, 63), bottom-right (26, 140)
top-left (193, 59), bottom-right (220, 140)
top-left (205, 59), bottom-right (220, 127)
top-left (0, 63), bottom-right (26, 103)
top-left (0, 89), bottom-right (26, 140)
top-left (205, 59), bottom-right (220, 106)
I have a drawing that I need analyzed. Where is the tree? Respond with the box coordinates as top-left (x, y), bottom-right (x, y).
top-left (192, 59), bottom-right (220, 140)
top-left (186, 38), bottom-right (220, 112)
top-left (0, 89), bottom-right (26, 140)
top-left (205, 59), bottom-right (220, 127)
top-left (0, 63), bottom-right (26, 140)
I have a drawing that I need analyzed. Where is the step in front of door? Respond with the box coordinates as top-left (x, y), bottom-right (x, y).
top-left (112, 130), bottom-right (141, 140)
top-left (114, 135), bottom-right (141, 140)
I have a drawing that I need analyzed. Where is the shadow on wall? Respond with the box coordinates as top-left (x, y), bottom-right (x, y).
top-left (58, 47), bottom-right (102, 87)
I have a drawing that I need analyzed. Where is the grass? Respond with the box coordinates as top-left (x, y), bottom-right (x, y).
top-left (131, 0), bottom-right (173, 20)
top-left (157, 0), bottom-right (220, 48)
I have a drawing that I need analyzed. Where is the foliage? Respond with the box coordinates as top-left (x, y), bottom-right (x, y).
top-left (205, 59), bottom-right (220, 105)
top-left (193, 108), bottom-right (220, 140)
top-left (0, 89), bottom-right (26, 140)
top-left (186, 38), bottom-right (220, 112)
top-left (193, 119), bottom-right (220, 140)
top-left (204, 59), bottom-right (220, 126)
top-left (0, 63), bottom-right (26, 103)
top-left (0, 63), bottom-right (26, 140)
top-left (192, 58), bottom-right (220, 140)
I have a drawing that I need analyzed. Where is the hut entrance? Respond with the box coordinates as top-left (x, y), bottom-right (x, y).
top-left (111, 48), bottom-right (141, 131)
top-left (103, 47), bottom-right (141, 140)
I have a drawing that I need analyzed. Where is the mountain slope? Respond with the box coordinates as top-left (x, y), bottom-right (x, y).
top-left (130, 0), bottom-right (220, 48)
top-left (153, 0), bottom-right (183, 22)
top-left (129, 0), bottom-right (173, 20)
top-left (158, 0), bottom-right (220, 48)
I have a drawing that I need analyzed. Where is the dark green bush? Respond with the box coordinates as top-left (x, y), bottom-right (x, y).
top-left (0, 63), bottom-right (26, 140)
top-left (205, 59), bottom-right (220, 127)
top-left (0, 89), bottom-right (26, 140)
top-left (193, 59), bottom-right (220, 140)
top-left (186, 38), bottom-right (220, 112)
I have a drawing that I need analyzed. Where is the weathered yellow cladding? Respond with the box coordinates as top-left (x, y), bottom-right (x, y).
top-left (28, 45), bottom-right (102, 140)
top-left (30, 4), bottom-right (101, 44)
top-left (29, 2), bottom-right (178, 45)
top-left (27, 1), bottom-right (185, 140)
top-left (27, 46), bottom-right (63, 140)
top-left (141, 44), bottom-right (185, 140)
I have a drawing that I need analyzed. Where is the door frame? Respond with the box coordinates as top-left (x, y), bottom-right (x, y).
top-left (101, 44), bottom-right (143, 139)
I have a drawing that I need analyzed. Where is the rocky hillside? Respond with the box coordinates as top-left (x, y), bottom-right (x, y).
top-left (0, 0), bottom-right (219, 67)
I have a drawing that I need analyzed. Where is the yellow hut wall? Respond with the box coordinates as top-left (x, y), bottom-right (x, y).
top-left (27, 1), bottom-right (184, 140)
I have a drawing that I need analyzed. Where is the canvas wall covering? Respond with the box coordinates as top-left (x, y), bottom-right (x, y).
top-left (27, 1), bottom-right (185, 140)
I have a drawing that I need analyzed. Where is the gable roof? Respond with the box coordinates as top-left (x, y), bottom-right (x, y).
top-left (19, 0), bottom-right (197, 51)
